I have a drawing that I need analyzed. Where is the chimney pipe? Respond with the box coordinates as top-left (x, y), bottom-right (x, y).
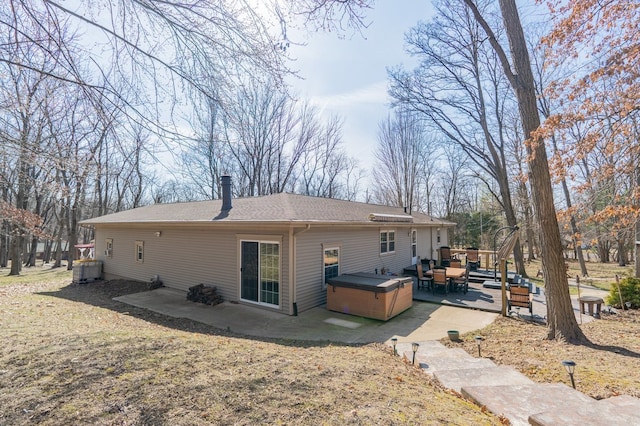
top-left (221, 175), bottom-right (232, 210)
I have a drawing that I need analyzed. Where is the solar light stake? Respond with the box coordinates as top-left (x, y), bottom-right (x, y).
top-left (411, 342), bottom-right (419, 365)
top-left (562, 360), bottom-right (576, 389)
top-left (475, 335), bottom-right (483, 357)
top-left (391, 338), bottom-right (398, 356)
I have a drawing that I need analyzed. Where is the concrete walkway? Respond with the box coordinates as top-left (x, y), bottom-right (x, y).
top-left (115, 281), bottom-right (610, 345)
top-left (115, 287), bottom-right (498, 344)
top-left (400, 340), bottom-right (640, 426)
top-left (115, 285), bottom-right (640, 424)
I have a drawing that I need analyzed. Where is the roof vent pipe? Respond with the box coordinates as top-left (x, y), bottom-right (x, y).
top-left (221, 175), bottom-right (232, 210)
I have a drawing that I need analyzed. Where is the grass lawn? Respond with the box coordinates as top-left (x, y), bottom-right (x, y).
top-left (2, 263), bottom-right (639, 425)
top-left (1, 265), bottom-right (499, 425)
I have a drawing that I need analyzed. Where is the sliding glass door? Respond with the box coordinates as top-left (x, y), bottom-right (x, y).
top-left (241, 240), bottom-right (280, 307)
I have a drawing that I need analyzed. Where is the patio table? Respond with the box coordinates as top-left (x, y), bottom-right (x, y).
top-left (424, 267), bottom-right (466, 279)
top-left (424, 267), bottom-right (466, 292)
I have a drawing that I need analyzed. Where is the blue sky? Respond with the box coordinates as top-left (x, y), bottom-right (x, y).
top-left (286, 1), bottom-right (435, 171)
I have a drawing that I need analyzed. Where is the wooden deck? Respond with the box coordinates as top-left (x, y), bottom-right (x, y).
top-left (405, 267), bottom-right (542, 319)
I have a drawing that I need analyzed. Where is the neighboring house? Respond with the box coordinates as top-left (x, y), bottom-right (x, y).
top-left (80, 177), bottom-right (454, 315)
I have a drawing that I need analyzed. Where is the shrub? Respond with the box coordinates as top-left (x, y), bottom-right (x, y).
top-left (606, 277), bottom-right (640, 308)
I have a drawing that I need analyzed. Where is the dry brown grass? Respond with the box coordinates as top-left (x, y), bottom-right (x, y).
top-left (1, 266), bottom-right (500, 425)
top-left (524, 258), bottom-right (633, 291)
top-left (2, 263), bottom-right (639, 425)
top-left (442, 312), bottom-right (640, 400)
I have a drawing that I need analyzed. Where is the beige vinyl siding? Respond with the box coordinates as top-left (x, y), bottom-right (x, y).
top-left (294, 225), bottom-right (416, 313)
top-left (94, 225), bottom-right (290, 313)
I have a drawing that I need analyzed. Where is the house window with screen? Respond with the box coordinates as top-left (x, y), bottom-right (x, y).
top-left (380, 230), bottom-right (395, 254)
top-left (105, 238), bottom-right (113, 258)
top-left (323, 247), bottom-right (340, 286)
top-left (411, 230), bottom-right (417, 258)
top-left (135, 240), bottom-right (144, 264)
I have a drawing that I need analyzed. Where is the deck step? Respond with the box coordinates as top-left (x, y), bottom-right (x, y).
top-left (461, 383), bottom-right (593, 426)
top-left (434, 365), bottom-right (533, 393)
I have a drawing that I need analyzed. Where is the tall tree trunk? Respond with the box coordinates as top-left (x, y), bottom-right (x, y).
top-left (636, 164), bottom-right (640, 277)
top-left (9, 229), bottom-right (22, 275)
top-left (464, 0), bottom-right (585, 341)
top-left (0, 222), bottom-right (7, 268)
top-left (26, 235), bottom-right (38, 267)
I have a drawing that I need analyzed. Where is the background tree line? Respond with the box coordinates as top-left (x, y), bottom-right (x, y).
top-left (1, 0), bottom-right (638, 290)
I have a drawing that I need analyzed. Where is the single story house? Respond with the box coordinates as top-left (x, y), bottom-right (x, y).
top-left (80, 177), bottom-right (455, 315)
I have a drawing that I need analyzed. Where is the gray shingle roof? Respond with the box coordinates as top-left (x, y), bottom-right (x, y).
top-left (81, 193), bottom-right (454, 226)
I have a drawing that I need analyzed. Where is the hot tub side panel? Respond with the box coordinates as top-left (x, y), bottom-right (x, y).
top-left (326, 277), bottom-right (413, 321)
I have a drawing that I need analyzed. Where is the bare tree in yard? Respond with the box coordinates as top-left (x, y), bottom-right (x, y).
top-left (388, 0), bottom-right (528, 276)
top-left (462, 0), bottom-right (583, 341)
top-left (372, 109), bottom-right (433, 211)
top-left (177, 95), bottom-right (231, 201)
top-left (508, 122), bottom-right (538, 263)
top-left (0, 20), bottom-right (57, 274)
top-left (221, 80), bottom-right (322, 197)
top-left (297, 115), bottom-right (363, 200)
top-left (50, 96), bottom-right (95, 270)
top-left (528, 33), bottom-right (589, 275)
top-left (3, 1), bottom-right (289, 119)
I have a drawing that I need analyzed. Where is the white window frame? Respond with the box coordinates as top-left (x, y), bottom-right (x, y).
top-left (322, 245), bottom-right (340, 289)
top-left (380, 230), bottom-right (396, 255)
top-left (411, 229), bottom-right (417, 259)
top-left (135, 240), bottom-right (144, 264)
top-left (105, 238), bottom-right (113, 258)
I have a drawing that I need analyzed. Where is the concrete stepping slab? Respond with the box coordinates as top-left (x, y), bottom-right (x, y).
top-left (407, 346), bottom-right (474, 360)
top-left (461, 383), bottom-right (593, 426)
top-left (529, 394), bottom-right (640, 425)
top-left (415, 351), bottom-right (496, 374)
top-left (394, 340), bottom-right (447, 355)
top-left (598, 394), bottom-right (640, 410)
top-left (434, 365), bottom-right (533, 393)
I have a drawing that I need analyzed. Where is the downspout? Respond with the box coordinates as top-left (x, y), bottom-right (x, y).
top-left (290, 224), bottom-right (311, 315)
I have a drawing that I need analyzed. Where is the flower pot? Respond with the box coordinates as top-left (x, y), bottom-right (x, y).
top-left (447, 330), bottom-right (460, 341)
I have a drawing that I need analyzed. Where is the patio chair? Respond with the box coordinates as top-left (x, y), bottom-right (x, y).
top-left (439, 246), bottom-right (452, 267)
top-left (416, 262), bottom-right (433, 290)
top-left (432, 266), bottom-right (448, 295)
top-left (507, 285), bottom-right (533, 315)
top-left (452, 264), bottom-right (470, 294)
top-left (449, 259), bottom-right (462, 268)
top-left (465, 247), bottom-right (480, 271)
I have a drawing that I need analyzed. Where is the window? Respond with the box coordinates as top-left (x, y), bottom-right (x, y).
top-left (411, 230), bottom-right (417, 258)
top-left (437, 228), bottom-right (441, 243)
top-left (135, 240), bottom-right (144, 263)
top-left (323, 247), bottom-right (340, 286)
top-left (380, 230), bottom-right (395, 254)
top-left (105, 238), bottom-right (113, 258)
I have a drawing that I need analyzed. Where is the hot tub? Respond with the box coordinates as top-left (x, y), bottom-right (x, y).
top-left (326, 273), bottom-right (413, 321)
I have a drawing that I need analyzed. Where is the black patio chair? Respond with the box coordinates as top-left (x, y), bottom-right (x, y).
top-left (416, 262), bottom-right (433, 290)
